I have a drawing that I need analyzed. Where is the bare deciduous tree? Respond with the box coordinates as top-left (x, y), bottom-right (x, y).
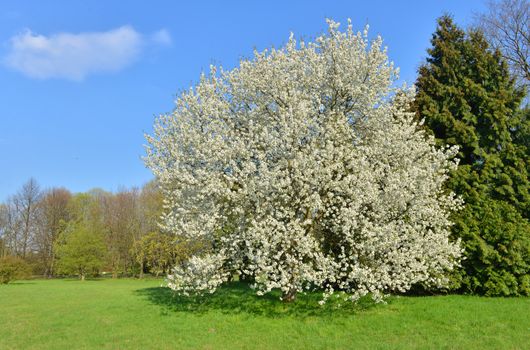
top-left (100, 188), bottom-right (141, 277)
top-left (138, 180), bottom-right (163, 235)
top-left (476, 0), bottom-right (530, 87)
top-left (0, 200), bottom-right (20, 256)
top-left (12, 178), bottom-right (42, 258)
top-left (0, 204), bottom-right (8, 257)
top-left (36, 188), bottom-right (71, 276)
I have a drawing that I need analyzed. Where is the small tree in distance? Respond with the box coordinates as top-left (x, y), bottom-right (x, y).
top-left (132, 232), bottom-right (207, 278)
top-left (0, 256), bottom-right (31, 284)
top-left (132, 232), bottom-right (174, 277)
top-left (55, 223), bottom-right (106, 280)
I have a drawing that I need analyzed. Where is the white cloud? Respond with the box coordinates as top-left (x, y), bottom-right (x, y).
top-left (4, 26), bottom-right (171, 81)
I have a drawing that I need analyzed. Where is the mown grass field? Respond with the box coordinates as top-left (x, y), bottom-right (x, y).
top-left (0, 279), bottom-right (529, 349)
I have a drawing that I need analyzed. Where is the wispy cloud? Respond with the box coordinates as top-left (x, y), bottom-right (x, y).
top-left (151, 29), bottom-right (172, 46)
top-left (3, 26), bottom-right (172, 81)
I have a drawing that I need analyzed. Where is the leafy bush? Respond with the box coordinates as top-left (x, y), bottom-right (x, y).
top-left (0, 256), bottom-right (31, 284)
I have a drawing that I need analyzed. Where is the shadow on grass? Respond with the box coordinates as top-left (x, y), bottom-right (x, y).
top-left (61, 278), bottom-right (106, 282)
top-left (135, 281), bottom-right (380, 318)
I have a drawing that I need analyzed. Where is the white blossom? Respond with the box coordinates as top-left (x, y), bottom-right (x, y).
top-left (145, 19), bottom-right (462, 303)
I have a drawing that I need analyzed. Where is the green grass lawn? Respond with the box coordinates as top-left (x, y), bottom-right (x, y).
top-left (0, 279), bottom-right (529, 349)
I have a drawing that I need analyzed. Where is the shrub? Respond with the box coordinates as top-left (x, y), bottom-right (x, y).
top-left (0, 256), bottom-right (31, 284)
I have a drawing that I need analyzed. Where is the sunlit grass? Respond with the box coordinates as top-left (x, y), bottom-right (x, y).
top-left (1, 279), bottom-right (528, 349)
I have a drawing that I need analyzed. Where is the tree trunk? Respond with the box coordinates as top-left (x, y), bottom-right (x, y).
top-left (112, 260), bottom-right (118, 279)
top-left (112, 257), bottom-right (119, 279)
top-left (282, 288), bottom-right (297, 302)
top-left (49, 252), bottom-right (55, 278)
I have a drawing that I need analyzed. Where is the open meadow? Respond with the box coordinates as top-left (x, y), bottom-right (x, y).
top-left (1, 279), bottom-right (529, 349)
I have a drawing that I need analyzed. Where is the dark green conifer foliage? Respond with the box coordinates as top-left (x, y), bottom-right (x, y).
top-left (415, 15), bottom-right (530, 296)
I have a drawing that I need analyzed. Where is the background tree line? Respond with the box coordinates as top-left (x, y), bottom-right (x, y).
top-left (0, 179), bottom-right (185, 280)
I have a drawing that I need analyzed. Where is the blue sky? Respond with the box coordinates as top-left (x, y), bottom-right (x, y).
top-left (0, 0), bottom-right (486, 200)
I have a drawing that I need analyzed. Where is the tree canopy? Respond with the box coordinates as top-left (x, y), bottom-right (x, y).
top-left (146, 20), bottom-right (462, 303)
top-left (54, 222), bottom-right (107, 280)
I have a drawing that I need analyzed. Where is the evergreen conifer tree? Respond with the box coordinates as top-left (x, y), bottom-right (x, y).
top-left (415, 15), bottom-right (530, 296)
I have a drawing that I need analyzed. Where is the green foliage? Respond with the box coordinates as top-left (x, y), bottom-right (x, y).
top-left (0, 256), bottom-right (31, 284)
top-left (455, 199), bottom-right (530, 296)
top-left (415, 15), bottom-right (530, 296)
top-left (54, 222), bottom-right (107, 280)
top-left (132, 232), bottom-right (204, 277)
top-left (132, 232), bottom-right (175, 276)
